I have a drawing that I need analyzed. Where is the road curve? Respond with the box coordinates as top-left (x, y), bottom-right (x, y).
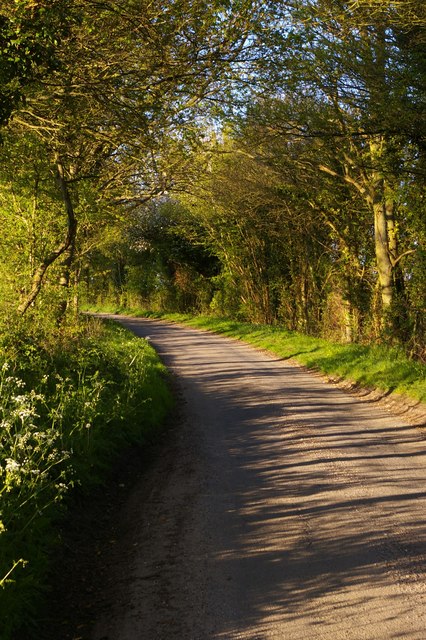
top-left (91, 316), bottom-right (426, 640)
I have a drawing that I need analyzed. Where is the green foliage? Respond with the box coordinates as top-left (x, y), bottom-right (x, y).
top-left (0, 314), bottom-right (172, 638)
top-left (0, 0), bottom-right (70, 126)
top-left (0, 131), bottom-right (64, 310)
top-left (0, 0), bottom-right (264, 319)
top-left (82, 199), bottom-right (219, 314)
top-left (242, 0), bottom-right (426, 343)
top-left (76, 0), bottom-right (425, 354)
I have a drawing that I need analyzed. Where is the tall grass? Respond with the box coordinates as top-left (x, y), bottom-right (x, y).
top-left (0, 314), bottom-right (172, 639)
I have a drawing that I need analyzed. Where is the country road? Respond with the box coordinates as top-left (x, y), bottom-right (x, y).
top-left (61, 316), bottom-right (426, 639)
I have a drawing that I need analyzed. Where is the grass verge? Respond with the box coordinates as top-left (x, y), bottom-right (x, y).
top-left (87, 306), bottom-right (426, 406)
top-left (0, 314), bottom-right (173, 639)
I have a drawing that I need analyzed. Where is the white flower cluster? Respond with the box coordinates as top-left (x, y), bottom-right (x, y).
top-left (0, 363), bottom-right (71, 511)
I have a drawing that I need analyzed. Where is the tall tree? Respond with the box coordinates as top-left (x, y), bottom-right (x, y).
top-left (254, 0), bottom-right (425, 337)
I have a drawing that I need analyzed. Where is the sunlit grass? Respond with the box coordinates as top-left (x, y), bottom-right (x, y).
top-left (182, 316), bottom-right (426, 404)
top-left (92, 307), bottom-right (426, 405)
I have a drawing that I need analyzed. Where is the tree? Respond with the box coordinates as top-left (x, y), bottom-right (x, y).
top-left (0, 131), bottom-right (63, 311)
top-left (168, 131), bottom-right (336, 328)
top-left (253, 0), bottom-right (425, 338)
top-left (6, 0), bottom-right (263, 316)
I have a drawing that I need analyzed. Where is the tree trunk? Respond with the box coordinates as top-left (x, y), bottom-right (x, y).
top-left (367, 138), bottom-right (396, 313)
top-left (373, 197), bottom-right (393, 308)
top-left (57, 240), bottom-right (76, 321)
top-left (17, 158), bottom-right (77, 315)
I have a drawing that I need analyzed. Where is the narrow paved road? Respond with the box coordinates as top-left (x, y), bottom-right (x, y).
top-left (92, 316), bottom-right (426, 640)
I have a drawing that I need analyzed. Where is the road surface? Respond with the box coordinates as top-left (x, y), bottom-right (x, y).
top-left (89, 316), bottom-right (426, 640)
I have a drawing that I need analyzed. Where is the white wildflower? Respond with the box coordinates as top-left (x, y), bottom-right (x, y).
top-left (5, 458), bottom-right (20, 472)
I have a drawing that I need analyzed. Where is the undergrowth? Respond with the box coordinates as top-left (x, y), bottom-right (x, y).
top-left (0, 313), bottom-right (172, 639)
